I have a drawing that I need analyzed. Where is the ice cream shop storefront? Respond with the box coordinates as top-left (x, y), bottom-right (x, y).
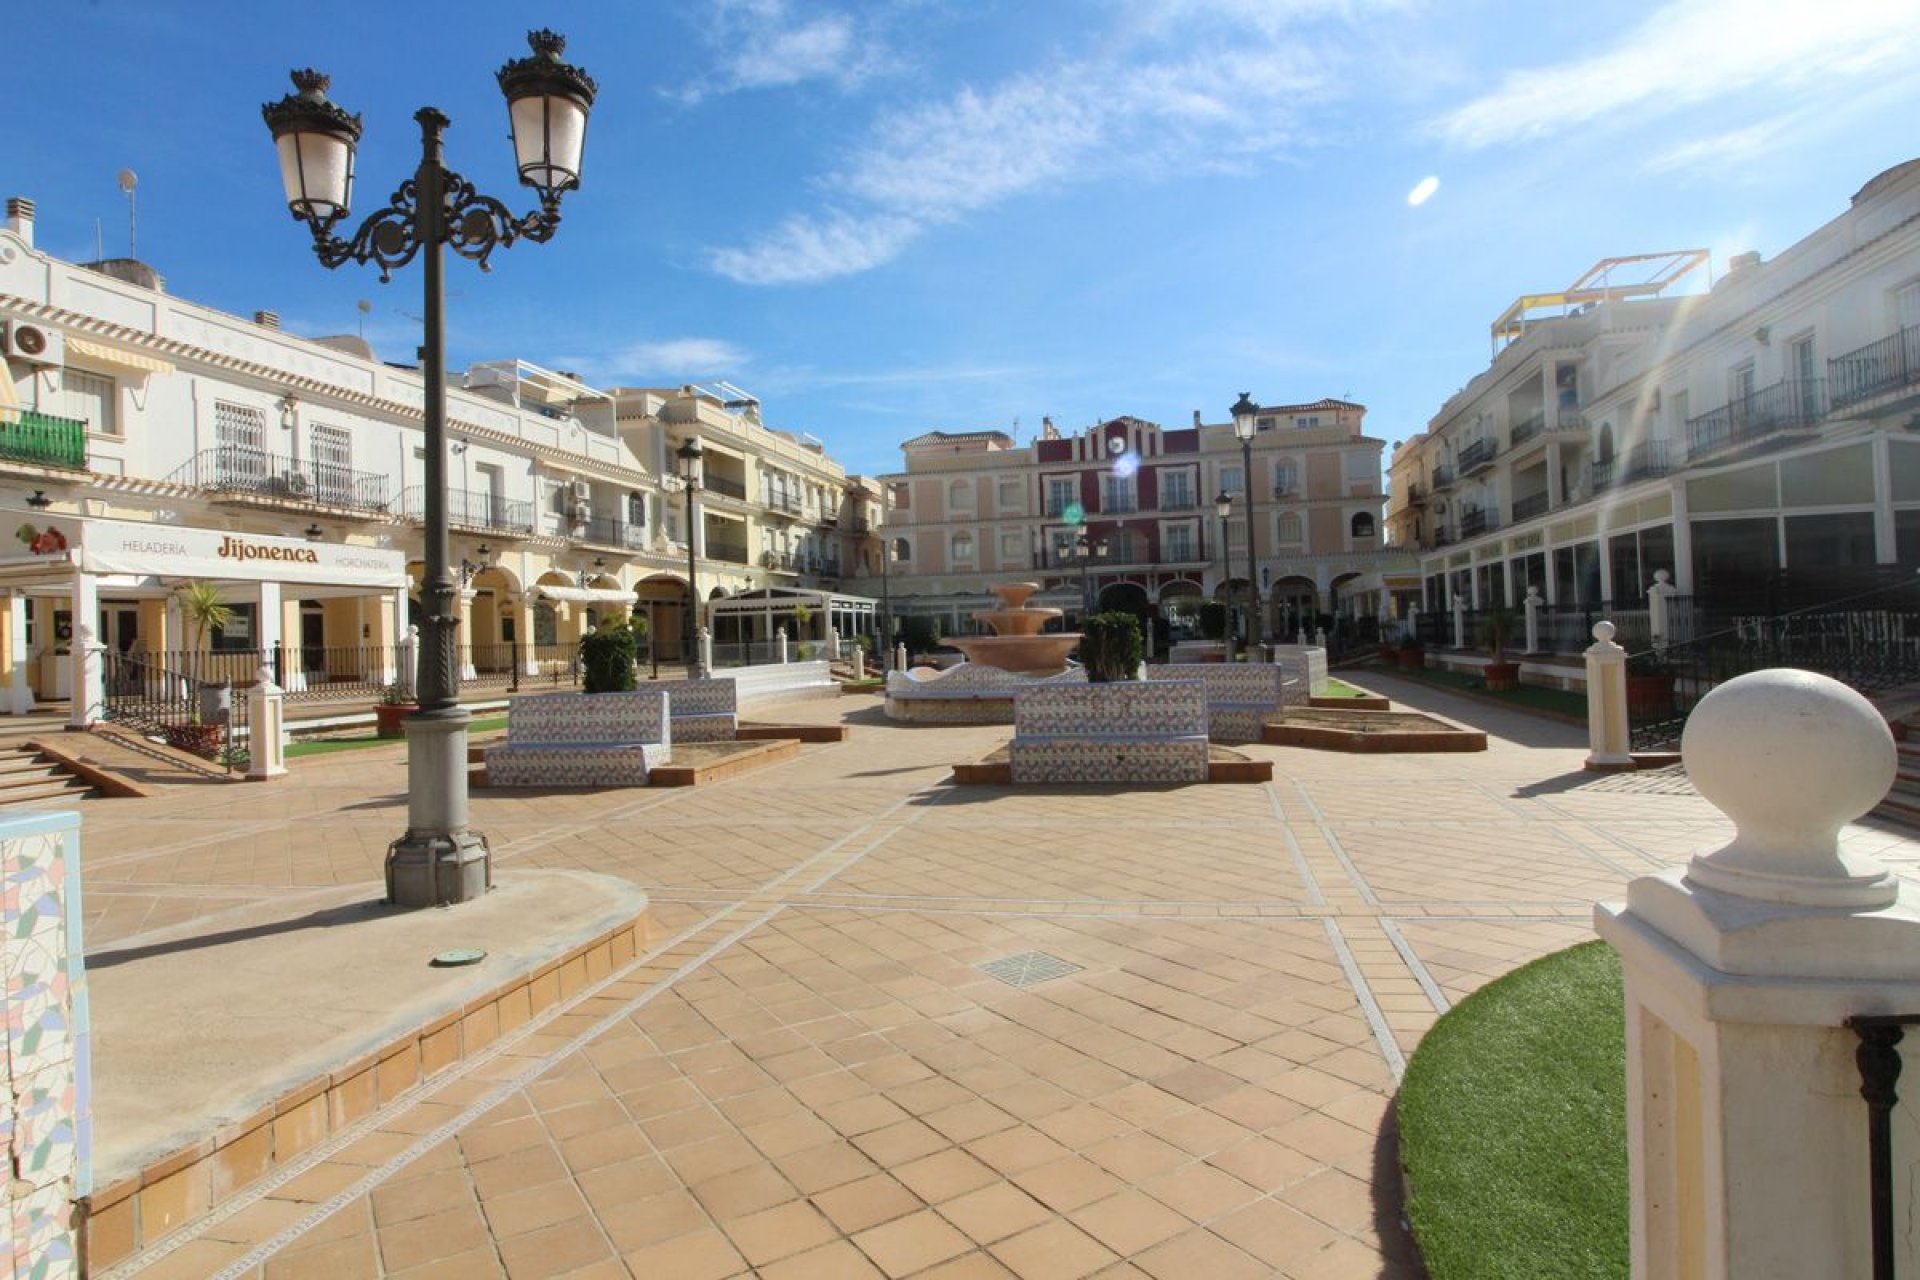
top-left (0, 514), bottom-right (409, 726)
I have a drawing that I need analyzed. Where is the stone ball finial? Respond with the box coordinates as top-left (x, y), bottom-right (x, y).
top-left (1592, 620), bottom-right (1615, 643)
top-left (1682, 668), bottom-right (1899, 907)
top-left (1654, 568), bottom-right (1672, 585)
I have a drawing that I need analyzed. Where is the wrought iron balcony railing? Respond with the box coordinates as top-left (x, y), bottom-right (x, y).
top-left (1509, 411), bottom-right (1545, 447)
top-left (1510, 491), bottom-right (1550, 522)
top-left (1457, 506), bottom-right (1497, 538)
top-left (0, 410), bottom-right (88, 471)
top-left (705, 474), bottom-right (748, 501)
top-left (1458, 437), bottom-right (1498, 474)
top-left (1432, 465), bottom-right (1456, 489)
top-left (1829, 324), bottom-right (1920, 412)
top-left (398, 486), bottom-right (533, 534)
top-left (1591, 439), bottom-right (1672, 491)
top-left (707, 539), bottom-right (750, 564)
top-left (171, 446), bottom-right (391, 512)
top-left (1686, 378), bottom-right (1825, 460)
top-left (573, 515), bottom-right (649, 550)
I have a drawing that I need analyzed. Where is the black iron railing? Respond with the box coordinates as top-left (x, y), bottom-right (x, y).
top-left (1830, 324), bottom-right (1920, 412)
top-left (1458, 506), bottom-right (1497, 538)
top-left (1458, 438), bottom-right (1498, 473)
top-left (1626, 572), bottom-right (1920, 750)
top-left (706, 474), bottom-right (748, 500)
top-left (169, 447), bottom-right (391, 512)
top-left (1510, 491), bottom-right (1550, 522)
top-left (100, 650), bottom-right (253, 768)
top-left (1592, 439), bottom-right (1672, 491)
top-left (574, 515), bottom-right (648, 549)
top-left (1510, 411), bottom-right (1544, 446)
top-left (1432, 465), bottom-right (1456, 488)
top-left (0, 410), bottom-right (89, 470)
top-left (1686, 377), bottom-right (1826, 460)
top-left (397, 486), bottom-right (534, 534)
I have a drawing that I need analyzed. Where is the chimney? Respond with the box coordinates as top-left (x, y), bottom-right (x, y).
top-left (1193, 409), bottom-right (1202, 428)
top-left (1728, 251), bottom-right (1763, 273)
top-left (254, 310), bottom-right (281, 330)
top-left (5, 197), bottom-right (33, 247)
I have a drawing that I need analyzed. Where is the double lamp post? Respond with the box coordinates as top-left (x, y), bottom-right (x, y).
top-left (263, 30), bottom-right (597, 907)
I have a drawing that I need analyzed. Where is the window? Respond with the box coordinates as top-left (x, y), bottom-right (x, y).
top-left (65, 369), bottom-right (117, 435)
top-left (1164, 525), bottom-right (1194, 561)
top-left (214, 400), bottom-right (267, 487)
top-left (1897, 280), bottom-right (1920, 330)
top-left (997, 477), bottom-right (1023, 511)
top-left (1045, 477), bottom-right (1076, 516)
top-left (947, 479), bottom-right (972, 512)
top-left (1102, 474), bottom-right (1136, 513)
top-left (1000, 531), bottom-right (1025, 563)
top-left (1161, 469), bottom-right (1192, 509)
top-left (1273, 460), bottom-right (1298, 496)
top-left (1730, 360), bottom-right (1757, 405)
top-left (1350, 512), bottom-right (1376, 540)
top-left (1220, 464), bottom-right (1242, 496)
top-left (951, 532), bottom-right (973, 564)
top-left (1276, 512), bottom-right (1303, 544)
top-left (1297, 415), bottom-right (1319, 429)
top-left (1257, 415), bottom-right (1277, 431)
top-left (627, 492), bottom-right (647, 534)
top-left (310, 424), bottom-right (353, 504)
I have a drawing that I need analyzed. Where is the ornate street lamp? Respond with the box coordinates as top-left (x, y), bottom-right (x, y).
top-left (263, 31), bottom-right (597, 909)
top-left (1232, 412), bottom-right (1260, 657)
top-left (1076, 534), bottom-right (1109, 616)
top-left (878, 532), bottom-right (893, 674)
top-left (1215, 490), bottom-right (1234, 653)
top-left (675, 438), bottom-right (704, 676)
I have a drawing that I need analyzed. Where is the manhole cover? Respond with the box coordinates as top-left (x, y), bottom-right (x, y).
top-left (978, 951), bottom-right (1083, 988)
top-left (430, 948), bottom-right (487, 968)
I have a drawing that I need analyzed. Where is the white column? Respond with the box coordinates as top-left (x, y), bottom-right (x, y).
top-left (1523, 586), bottom-right (1542, 654)
top-left (6, 596), bottom-right (31, 715)
top-left (246, 663), bottom-right (288, 781)
top-left (698, 626), bottom-right (713, 679)
top-left (1648, 569), bottom-right (1677, 648)
top-left (1595, 670), bottom-right (1911, 1279)
top-left (776, 626), bottom-right (789, 664)
top-left (1451, 596), bottom-right (1466, 649)
top-left (390, 585), bottom-right (411, 685)
top-left (1583, 620), bottom-right (1632, 771)
top-left (256, 580), bottom-right (290, 691)
top-left (67, 568), bottom-right (101, 729)
top-left (1871, 433), bottom-right (1897, 564)
top-left (1670, 476), bottom-right (1696, 593)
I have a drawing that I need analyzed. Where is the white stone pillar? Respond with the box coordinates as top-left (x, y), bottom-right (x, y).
top-left (7, 595), bottom-right (32, 715)
top-left (1584, 620), bottom-right (1632, 771)
top-left (895, 642), bottom-right (907, 674)
top-left (256, 579), bottom-right (292, 692)
top-left (826, 629), bottom-right (841, 662)
top-left (1595, 670), bottom-right (1910, 1280)
top-left (1523, 586), bottom-right (1542, 655)
top-left (396, 626), bottom-right (419, 702)
top-left (1451, 596), bottom-right (1466, 649)
top-left (1671, 476), bottom-right (1696, 593)
top-left (67, 568), bottom-right (101, 729)
top-left (1314, 627), bottom-right (1326, 649)
top-left (459, 589), bottom-right (478, 680)
top-left (777, 626), bottom-right (789, 665)
top-left (1648, 569), bottom-right (1677, 649)
top-left (698, 626), bottom-right (713, 679)
top-left (390, 585), bottom-right (411, 684)
top-left (246, 663), bottom-right (288, 781)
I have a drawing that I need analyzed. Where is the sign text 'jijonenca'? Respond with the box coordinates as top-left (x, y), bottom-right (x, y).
top-left (217, 535), bottom-right (319, 564)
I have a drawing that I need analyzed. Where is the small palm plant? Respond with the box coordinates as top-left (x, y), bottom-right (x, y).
top-left (176, 581), bottom-right (233, 712)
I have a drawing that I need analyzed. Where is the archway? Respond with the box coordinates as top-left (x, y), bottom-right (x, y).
top-left (636, 573), bottom-right (690, 661)
top-left (1272, 575), bottom-right (1318, 639)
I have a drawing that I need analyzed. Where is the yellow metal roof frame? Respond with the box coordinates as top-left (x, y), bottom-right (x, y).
top-left (1491, 249), bottom-right (1709, 349)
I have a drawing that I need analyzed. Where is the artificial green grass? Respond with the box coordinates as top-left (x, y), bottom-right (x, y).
top-left (1368, 661), bottom-right (1587, 719)
top-left (283, 715), bottom-right (508, 759)
top-left (1398, 941), bottom-right (1628, 1280)
top-left (1317, 677), bottom-right (1373, 698)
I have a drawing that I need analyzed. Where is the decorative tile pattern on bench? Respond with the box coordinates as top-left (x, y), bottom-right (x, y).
top-left (1009, 682), bottom-right (1209, 784)
top-left (487, 691), bottom-right (671, 788)
top-left (645, 678), bottom-right (739, 742)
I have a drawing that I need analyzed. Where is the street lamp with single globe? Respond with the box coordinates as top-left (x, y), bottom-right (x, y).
top-left (263, 30), bottom-right (597, 909)
top-left (675, 438), bottom-right (704, 676)
top-left (1214, 490), bottom-right (1234, 654)
top-left (1232, 413), bottom-right (1260, 656)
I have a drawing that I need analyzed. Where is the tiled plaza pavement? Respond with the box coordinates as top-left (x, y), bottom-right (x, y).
top-left (62, 675), bottom-right (1787, 1279)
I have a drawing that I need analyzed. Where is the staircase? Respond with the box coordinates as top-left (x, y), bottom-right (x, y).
top-left (0, 745), bottom-right (95, 808)
top-left (1875, 706), bottom-right (1920, 828)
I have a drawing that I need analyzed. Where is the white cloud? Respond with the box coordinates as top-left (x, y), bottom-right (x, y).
top-left (679, 0), bottom-right (882, 102)
top-left (610, 338), bottom-right (749, 377)
top-left (1407, 175), bottom-right (1439, 206)
top-left (708, 23), bottom-right (1345, 285)
top-left (1432, 0), bottom-right (1920, 149)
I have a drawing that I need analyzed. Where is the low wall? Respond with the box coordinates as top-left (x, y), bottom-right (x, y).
top-left (725, 660), bottom-right (835, 705)
top-left (1268, 645), bottom-right (1328, 695)
top-left (2, 810), bottom-right (89, 1280)
top-left (1009, 681), bottom-right (1210, 784)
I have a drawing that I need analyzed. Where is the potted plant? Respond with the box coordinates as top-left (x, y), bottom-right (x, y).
top-left (166, 581), bottom-right (232, 756)
top-left (375, 681), bottom-right (418, 738)
top-left (1626, 648), bottom-right (1677, 716)
top-left (581, 617), bottom-right (638, 693)
top-left (1079, 612), bottom-right (1144, 683)
top-left (1476, 609), bottom-right (1521, 691)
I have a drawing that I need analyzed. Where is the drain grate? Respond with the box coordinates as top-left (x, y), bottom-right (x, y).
top-left (979, 951), bottom-right (1083, 988)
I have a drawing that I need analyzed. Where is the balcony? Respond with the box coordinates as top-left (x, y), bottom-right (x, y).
top-left (175, 447), bottom-right (391, 514)
top-left (706, 474), bottom-right (748, 501)
top-left (1510, 491), bottom-right (1550, 522)
top-left (851, 517), bottom-right (871, 534)
top-left (1458, 437), bottom-right (1498, 475)
top-left (1591, 439), bottom-right (1672, 491)
top-left (1405, 483), bottom-right (1426, 505)
top-left (0, 410), bottom-right (89, 471)
top-left (1159, 495), bottom-right (1196, 510)
top-left (573, 515), bottom-right (649, 550)
top-left (399, 486), bottom-right (534, 534)
top-left (1044, 498), bottom-right (1077, 517)
top-left (763, 492), bottom-right (804, 517)
top-left (1554, 407), bottom-right (1587, 431)
top-left (1101, 498), bottom-right (1138, 514)
top-left (1431, 465), bottom-right (1456, 489)
top-left (707, 539), bottom-right (750, 565)
top-left (1270, 482), bottom-right (1299, 500)
top-left (1509, 411), bottom-right (1545, 447)
top-left (1686, 378), bottom-right (1825, 461)
top-left (1457, 506), bottom-right (1498, 538)
top-left (1829, 324), bottom-right (1920, 412)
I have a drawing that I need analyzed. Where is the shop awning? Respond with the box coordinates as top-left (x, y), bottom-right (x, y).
top-left (63, 336), bottom-right (176, 377)
top-left (534, 585), bottom-right (635, 605)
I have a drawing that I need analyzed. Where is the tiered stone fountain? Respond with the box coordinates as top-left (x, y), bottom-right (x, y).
top-left (884, 582), bottom-right (1088, 722)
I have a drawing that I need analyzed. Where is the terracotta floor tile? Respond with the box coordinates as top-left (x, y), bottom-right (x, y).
top-left (914, 1255), bottom-right (1022, 1279)
top-left (757, 1240), bottom-right (890, 1280)
top-left (376, 1204), bottom-right (492, 1273)
top-left (1132, 1228), bottom-right (1272, 1280)
top-left (853, 1117), bottom-right (952, 1165)
top-left (1138, 1161), bottom-right (1262, 1224)
top-left (1208, 1197), bottom-right (1340, 1269)
top-left (1067, 1190), bottom-right (1192, 1257)
top-left (1083, 1132), bottom-right (1192, 1183)
top-left (468, 1143), bottom-right (568, 1201)
top-left (1204, 1136), bottom-right (1323, 1194)
top-left (595, 1188), bottom-right (710, 1253)
top-left (576, 1154), bottom-right (678, 1216)
top-left (854, 1207), bottom-right (976, 1277)
top-left (989, 1219), bottom-right (1120, 1280)
top-left (772, 1137), bottom-right (882, 1194)
top-left (722, 1198), bottom-right (838, 1267)
top-left (263, 1233), bottom-right (381, 1280)
top-left (895, 1148), bottom-right (1000, 1204)
top-left (371, 1169), bottom-right (477, 1227)
top-left (937, 1181), bottom-right (1055, 1246)
top-left (491, 1217), bottom-right (615, 1278)
top-left (966, 1127), bottom-right (1072, 1176)
top-left (811, 1174), bottom-right (925, 1234)
top-left (480, 1180), bottom-right (592, 1240)
top-left (689, 1161), bottom-right (800, 1220)
top-left (1012, 1156), bottom-right (1128, 1214)
top-left (386, 1246), bottom-right (508, 1279)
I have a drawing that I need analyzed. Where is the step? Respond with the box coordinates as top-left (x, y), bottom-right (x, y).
top-left (1872, 793), bottom-right (1920, 831)
top-left (0, 779), bottom-right (93, 808)
top-left (0, 765), bottom-right (67, 791)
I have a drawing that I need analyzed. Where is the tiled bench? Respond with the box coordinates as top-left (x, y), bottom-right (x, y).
top-left (1145, 663), bottom-right (1300, 742)
top-left (486, 690), bottom-right (670, 788)
top-left (1009, 681), bottom-right (1210, 784)
top-left (644, 677), bottom-right (738, 743)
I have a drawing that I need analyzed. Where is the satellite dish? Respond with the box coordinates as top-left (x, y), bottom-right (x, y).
top-left (357, 299), bottom-right (372, 314)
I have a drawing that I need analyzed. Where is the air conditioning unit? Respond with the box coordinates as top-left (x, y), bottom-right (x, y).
top-left (570, 501), bottom-right (591, 524)
top-left (570, 478), bottom-right (591, 501)
top-left (2, 321), bottom-right (63, 366)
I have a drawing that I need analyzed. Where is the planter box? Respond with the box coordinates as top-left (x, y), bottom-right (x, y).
top-left (164, 723), bottom-right (223, 757)
top-left (1627, 674), bottom-right (1675, 717)
top-left (1483, 661), bottom-right (1521, 692)
top-left (1397, 647), bottom-right (1426, 671)
top-left (375, 704), bottom-right (417, 738)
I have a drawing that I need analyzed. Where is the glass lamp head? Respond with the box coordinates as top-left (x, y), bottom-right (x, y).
top-left (262, 70), bottom-right (362, 222)
top-left (497, 30), bottom-right (598, 196)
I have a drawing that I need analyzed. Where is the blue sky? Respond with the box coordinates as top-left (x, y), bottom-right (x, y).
top-left (13, 1), bottom-right (1920, 478)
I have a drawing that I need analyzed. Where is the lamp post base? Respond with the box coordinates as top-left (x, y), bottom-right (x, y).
top-left (386, 706), bottom-right (491, 907)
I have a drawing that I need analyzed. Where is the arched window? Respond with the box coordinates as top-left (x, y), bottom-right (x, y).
top-left (1351, 512), bottom-right (1376, 540)
top-left (893, 537), bottom-right (912, 563)
top-left (1597, 422), bottom-right (1616, 462)
top-left (1275, 512), bottom-right (1303, 544)
top-left (951, 532), bottom-right (974, 564)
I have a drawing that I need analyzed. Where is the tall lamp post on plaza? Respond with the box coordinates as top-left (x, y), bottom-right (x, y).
top-left (1232, 414), bottom-right (1260, 655)
top-left (877, 530), bottom-right (893, 674)
top-left (263, 31), bottom-right (597, 908)
top-left (1215, 490), bottom-right (1235, 654)
top-left (675, 438), bottom-right (704, 676)
top-left (1076, 533), bottom-right (1108, 617)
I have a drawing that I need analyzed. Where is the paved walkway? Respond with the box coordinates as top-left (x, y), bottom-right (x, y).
top-left (57, 675), bottom-right (1908, 1279)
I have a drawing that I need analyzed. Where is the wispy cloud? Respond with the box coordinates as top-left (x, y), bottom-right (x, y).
top-left (1432, 0), bottom-right (1920, 150)
top-left (676, 0), bottom-right (884, 103)
top-left (1643, 117), bottom-right (1796, 177)
top-left (608, 337), bottom-right (750, 378)
top-left (705, 8), bottom-right (1384, 286)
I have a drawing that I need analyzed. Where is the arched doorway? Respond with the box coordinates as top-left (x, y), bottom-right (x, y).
top-left (635, 573), bottom-right (690, 662)
top-left (1272, 575), bottom-right (1318, 640)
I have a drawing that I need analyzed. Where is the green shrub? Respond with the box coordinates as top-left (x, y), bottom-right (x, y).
top-left (1198, 600), bottom-right (1228, 641)
top-left (581, 623), bottom-right (637, 693)
top-left (1080, 611), bottom-right (1143, 683)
